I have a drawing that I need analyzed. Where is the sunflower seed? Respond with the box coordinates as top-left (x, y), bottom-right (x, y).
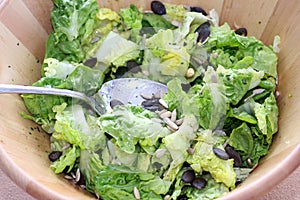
top-left (187, 147), bottom-right (195, 155)
top-left (62, 143), bottom-right (71, 150)
top-left (79, 185), bottom-right (86, 189)
top-left (167, 125), bottom-right (177, 132)
top-left (164, 195), bottom-right (171, 200)
top-left (170, 109), bottom-right (177, 122)
top-left (175, 118), bottom-right (184, 126)
top-left (164, 118), bottom-right (179, 130)
top-left (155, 149), bottom-right (166, 158)
top-left (159, 98), bottom-right (168, 108)
top-left (64, 175), bottom-right (73, 180)
top-left (141, 93), bottom-right (153, 100)
top-left (75, 168), bottom-right (81, 183)
top-left (71, 172), bottom-right (76, 179)
top-left (160, 111), bottom-right (172, 118)
top-left (186, 68), bottom-right (195, 78)
top-left (95, 191), bottom-right (100, 200)
top-left (152, 118), bottom-right (163, 124)
top-left (133, 187), bottom-right (141, 200)
top-left (247, 158), bottom-right (252, 166)
top-left (157, 109), bottom-right (168, 115)
top-left (214, 130), bottom-right (227, 136)
top-left (154, 92), bottom-right (163, 99)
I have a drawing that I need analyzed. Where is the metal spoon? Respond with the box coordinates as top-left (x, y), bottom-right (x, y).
top-left (0, 78), bottom-right (168, 115)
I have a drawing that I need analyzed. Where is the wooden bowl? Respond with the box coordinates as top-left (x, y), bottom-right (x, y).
top-left (0, 0), bottom-right (299, 199)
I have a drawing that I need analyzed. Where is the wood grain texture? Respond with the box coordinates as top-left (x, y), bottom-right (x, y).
top-left (0, 0), bottom-right (299, 200)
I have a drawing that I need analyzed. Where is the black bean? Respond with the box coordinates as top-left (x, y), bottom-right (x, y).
top-left (225, 146), bottom-right (242, 167)
top-left (235, 28), bottom-right (248, 36)
top-left (151, 1), bottom-right (166, 15)
top-left (213, 147), bottom-right (229, 160)
top-left (191, 177), bottom-right (207, 189)
top-left (181, 170), bottom-right (195, 183)
top-left (48, 151), bottom-right (62, 162)
top-left (83, 57), bottom-right (97, 68)
top-left (195, 22), bottom-right (210, 43)
top-left (190, 6), bottom-right (207, 16)
top-left (110, 99), bottom-right (124, 108)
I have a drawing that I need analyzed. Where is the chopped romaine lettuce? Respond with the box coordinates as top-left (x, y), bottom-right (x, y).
top-left (22, 2), bottom-right (280, 200)
top-left (99, 105), bottom-right (171, 154)
top-left (46, 0), bottom-right (100, 63)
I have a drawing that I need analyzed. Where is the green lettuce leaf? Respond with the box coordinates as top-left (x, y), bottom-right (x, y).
top-left (93, 165), bottom-right (170, 200)
top-left (96, 8), bottom-right (121, 35)
top-left (21, 77), bottom-right (67, 133)
top-left (206, 23), bottom-right (278, 77)
top-left (215, 65), bottom-right (264, 105)
top-left (187, 82), bottom-right (227, 130)
top-left (46, 0), bottom-right (100, 62)
top-left (43, 58), bottom-right (77, 79)
top-left (50, 145), bottom-right (80, 173)
top-left (119, 4), bottom-right (143, 42)
top-left (185, 174), bottom-right (229, 200)
top-left (142, 29), bottom-right (190, 83)
top-left (228, 123), bottom-right (254, 158)
top-left (95, 31), bottom-right (140, 70)
top-left (99, 105), bottom-right (171, 154)
top-left (254, 93), bottom-right (278, 143)
top-left (163, 114), bottom-right (197, 182)
top-left (64, 64), bottom-right (104, 96)
top-left (52, 103), bottom-right (106, 151)
top-left (187, 140), bottom-right (236, 188)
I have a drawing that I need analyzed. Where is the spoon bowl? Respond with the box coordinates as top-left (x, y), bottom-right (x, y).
top-left (0, 78), bottom-right (168, 115)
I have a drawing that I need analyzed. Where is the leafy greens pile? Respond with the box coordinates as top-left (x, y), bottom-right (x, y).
top-left (21, 0), bottom-right (279, 199)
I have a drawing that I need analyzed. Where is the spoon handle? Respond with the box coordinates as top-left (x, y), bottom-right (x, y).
top-left (0, 84), bottom-right (89, 102)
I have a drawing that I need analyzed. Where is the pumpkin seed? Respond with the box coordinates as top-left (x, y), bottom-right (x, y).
top-left (151, 1), bottom-right (166, 15)
top-left (225, 146), bottom-right (242, 167)
top-left (235, 27), bottom-right (248, 36)
top-left (83, 57), bottom-right (97, 67)
top-left (48, 151), bottom-right (62, 162)
top-left (195, 22), bottom-right (210, 43)
top-left (190, 6), bottom-right (208, 15)
top-left (192, 177), bottom-right (207, 189)
top-left (110, 99), bottom-right (124, 108)
top-left (155, 148), bottom-right (166, 158)
top-left (213, 147), bottom-right (229, 160)
top-left (181, 170), bottom-right (195, 183)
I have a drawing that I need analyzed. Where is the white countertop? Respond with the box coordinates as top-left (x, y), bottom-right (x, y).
top-left (0, 166), bottom-right (299, 200)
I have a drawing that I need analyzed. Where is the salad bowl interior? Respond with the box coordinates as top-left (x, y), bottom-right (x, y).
top-left (0, 0), bottom-right (300, 199)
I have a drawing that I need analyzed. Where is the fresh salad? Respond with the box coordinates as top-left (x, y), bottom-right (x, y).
top-left (21, 0), bottom-right (280, 199)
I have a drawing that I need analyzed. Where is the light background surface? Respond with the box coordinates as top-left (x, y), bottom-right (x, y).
top-left (0, 166), bottom-right (299, 200)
